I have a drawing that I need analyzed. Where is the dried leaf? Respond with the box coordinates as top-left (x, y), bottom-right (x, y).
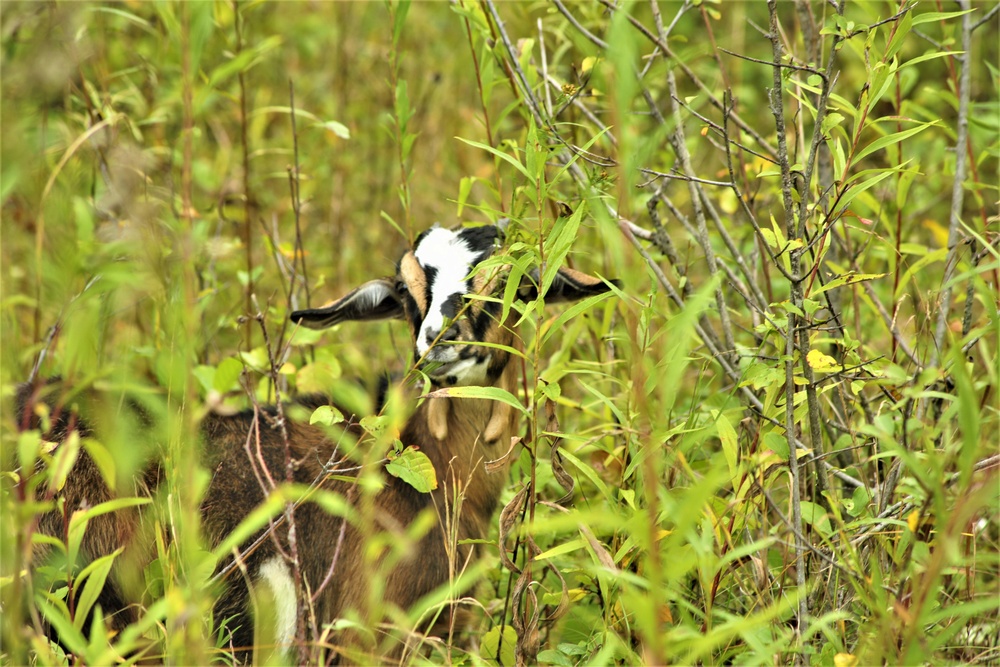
top-left (546, 402), bottom-right (574, 506)
top-left (485, 436), bottom-right (521, 474)
top-left (498, 483), bottom-right (529, 574)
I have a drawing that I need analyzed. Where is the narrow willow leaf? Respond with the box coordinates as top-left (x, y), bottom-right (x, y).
top-left (456, 136), bottom-right (533, 183)
top-left (715, 411), bottom-right (739, 483)
top-left (252, 105), bottom-right (321, 123)
top-left (68, 497), bottom-right (150, 569)
top-left (894, 249), bottom-right (947, 298)
top-left (557, 448), bottom-right (611, 502)
top-left (899, 51), bottom-right (963, 70)
top-left (810, 272), bottom-right (886, 296)
top-left (854, 123), bottom-right (934, 164)
top-left (37, 596), bottom-right (88, 657)
top-left (911, 9), bottom-right (974, 25)
top-left (540, 203), bottom-right (586, 298)
top-left (47, 431), bottom-right (81, 494)
top-left (424, 385), bottom-right (527, 414)
top-left (836, 170), bottom-right (895, 212)
top-left (535, 537), bottom-right (588, 561)
top-left (73, 548), bottom-right (123, 631)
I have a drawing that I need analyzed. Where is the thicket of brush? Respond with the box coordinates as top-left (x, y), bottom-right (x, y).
top-left (2, 1), bottom-right (997, 665)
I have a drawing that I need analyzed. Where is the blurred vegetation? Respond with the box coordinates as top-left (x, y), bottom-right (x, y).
top-left (1, 1), bottom-right (997, 665)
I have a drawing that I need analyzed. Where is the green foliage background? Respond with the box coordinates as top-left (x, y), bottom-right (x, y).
top-left (1, 1), bottom-right (997, 665)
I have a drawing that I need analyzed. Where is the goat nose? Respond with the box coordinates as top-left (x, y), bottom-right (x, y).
top-left (425, 326), bottom-right (459, 345)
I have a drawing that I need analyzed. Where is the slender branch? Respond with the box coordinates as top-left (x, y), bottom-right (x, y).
top-left (767, 2), bottom-right (809, 659)
top-left (971, 4), bottom-right (999, 32)
top-left (931, 0), bottom-right (973, 367)
top-left (597, 0), bottom-right (780, 161)
top-left (552, 0), bottom-right (607, 49)
top-left (666, 71), bottom-right (737, 362)
top-left (234, 1), bottom-right (254, 349)
top-left (288, 80), bottom-right (310, 309)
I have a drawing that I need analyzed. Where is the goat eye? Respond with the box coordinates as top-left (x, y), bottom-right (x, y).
top-left (395, 280), bottom-right (408, 295)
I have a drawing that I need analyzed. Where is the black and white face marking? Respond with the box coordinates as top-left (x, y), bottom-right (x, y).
top-left (290, 220), bottom-right (617, 389)
top-left (398, 225), bottom-right (500, 386)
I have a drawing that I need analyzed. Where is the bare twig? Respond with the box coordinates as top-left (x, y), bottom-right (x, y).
top-left (971, 4), bottom-right (999, 32)
top-left (665, 71), bottom-right (737, 363)
top-left (766, 2), bottom-right (809, 658)
top-left (234, 0), bottom-right (254, 348)
top-left (931, 0), bottom-right (974, 367)
top-left (288, 80), bottom-right (310, 310)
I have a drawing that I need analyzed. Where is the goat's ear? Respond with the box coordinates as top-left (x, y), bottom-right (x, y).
top-left (518, 267), bottom-right (619, 304)
top-left (290, 278), bottom-right (404, 330)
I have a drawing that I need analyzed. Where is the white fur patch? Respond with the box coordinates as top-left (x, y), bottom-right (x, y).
top-left (258, 556), bottom-right (297, 651)
top-left (356, 281), bottom-right (393, 309)
top-left (414, 227), bottom-right (481, 357)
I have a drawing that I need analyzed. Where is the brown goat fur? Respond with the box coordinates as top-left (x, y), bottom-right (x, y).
top-left (16, 222), bottom-right (616, 661)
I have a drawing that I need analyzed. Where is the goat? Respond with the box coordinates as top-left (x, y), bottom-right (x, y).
top-left (19, 221), bottom-right (616, 661)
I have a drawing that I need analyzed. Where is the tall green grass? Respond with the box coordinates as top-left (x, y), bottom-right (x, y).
top-left (2, 1), bottom-right (997, 664)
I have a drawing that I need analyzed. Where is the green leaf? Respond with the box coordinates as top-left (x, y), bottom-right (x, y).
top-left (18, 429), bottom-right (43, 472)
top-left (205, 35), bottom-right (282, 89)
top-left (535, 537), bottom-right (588, 561)
top-left (68, 497), bottom-right (150, 569)
top-left (714, 411), bottom-right (739, 482)
top-left (836, 169), bottom-right (895, 212)
top-left (193, 365), bottom-right (215, 394)
top-left (47, 431), bottom-right (81, 494)
top-left (310, 405), bottom-right (345, 427)
top-left (541, 288), bottom-right (616, 348)
top-left (297, 360), bottom-right (341, 394)
top-left (899, 51), bottom-right (963, 70)
top-left (385, 446), bottom-right (438, 493)
top-left (425, 386), bottom-right (527, 414)
top-left (456, 137), bottom-right (533, 183)
top-left (289, 325), bottom-right (325, 346)
top-left (853, 123), bottom-right (935, 164)
top-left (316, 120), bottom-right (350, 139)
top-left (540, 203), bottom-right (586, 299)
top-left (894, 248), bottom-right (947, 299)
top-left (910, 9), bottom-right (975, 25)
top-left (82, 438), bottom-right (116, 490)
top-left (391, 0), bottom-right (411, 44)
top-left (360, 414), bottom-right (392, 438)
top-left (74, 548), bottom-right (123, 631)
top-left (36, 596), bottom-right (88, 657)
top-left (481, 625), bottom-right (517, 666)
top-left (557, 447), bottom-right (611, 502)
top-left (213, 356), bottom-right (244, 393)
top-left (457, 176), bottom-right (475, 217)
top-left (821, 112), bottom-right (845, 135)
top-left (810, 272), bottom-right (886, 297)
top-left (537, 649), bottom-right (573, 666)
top-left (762, 430), bottom-right (789, 461)
top-left (800, 501), bottom-right (833, 536)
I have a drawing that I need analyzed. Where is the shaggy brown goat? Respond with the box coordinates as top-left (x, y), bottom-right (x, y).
top-left (19, 222), bottom-right (616, 661)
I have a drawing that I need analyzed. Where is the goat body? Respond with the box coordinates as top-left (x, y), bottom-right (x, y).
top-left (18, 222), bottom-right (616, 660)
